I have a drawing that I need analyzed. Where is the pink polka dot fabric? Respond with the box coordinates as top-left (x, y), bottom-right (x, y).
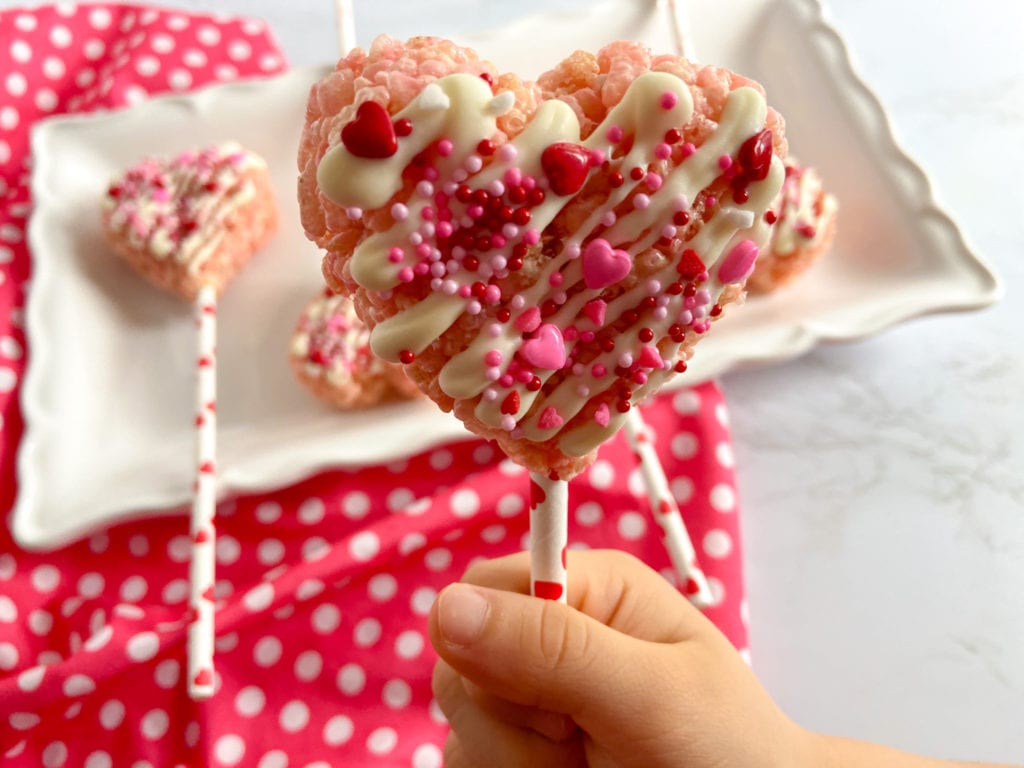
top-left (0, 6), bottom-right (748, 767)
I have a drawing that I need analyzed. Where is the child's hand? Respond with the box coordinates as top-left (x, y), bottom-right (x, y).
top-left (427, 549), bottom-right (811, 768)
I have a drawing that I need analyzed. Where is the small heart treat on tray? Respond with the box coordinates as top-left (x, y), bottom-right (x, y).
top-left (101, 142), bottom-right (278, 699)
top-left (748, 157), bottom-right (838, 293)
top-left (102, 142), bottom-right (278, 299)
top-left (299, 35), bottom-right (786, 598)
top-left (290, 288), bottom-right (421, 409)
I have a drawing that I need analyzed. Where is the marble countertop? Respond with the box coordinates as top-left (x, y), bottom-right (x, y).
top-left (8, 0), bottom-right (1023, 761)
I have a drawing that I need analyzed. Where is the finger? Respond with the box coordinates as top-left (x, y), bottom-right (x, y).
top-left (462, 549), bottom-right (708, 644)
top-left (433, 658), bottom-right (584, 767)
top-left (463, 680), bottom-right (578, 743)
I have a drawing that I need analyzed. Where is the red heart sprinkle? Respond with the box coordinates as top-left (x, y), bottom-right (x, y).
top-left (529, 479), bottom-right (546, 508)
top-left (501, 390), bottom-right (520, 415)
top-left (199, 461), bottom-right (215, 474)
top-left (342, 101), bottom-right (398, 159)
top-left (197, 356), bottom-right (213, 367)
top-left (540, 142), bottom-right (591, 196)
top-left (658, 498), bottom-right (676, 515)
top-left (738, 128), bottom-right (773, 181)
top-left (677, 248), bottom-right (706, 280)
top-left (202, 586), bottom-right (215, 602)
top-left (533, 580), bottom-right (564, 601)
top-left (193, 668), bottom-right (214, 687)
top-left (194, 528), bottom-right (210, 543)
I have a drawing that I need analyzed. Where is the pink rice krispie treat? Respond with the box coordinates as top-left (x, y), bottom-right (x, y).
top-left (102, 142), bottom-right (277, 300)
top-left (290, 288), bottom-right (420, 409)
top-left (299, 36), bottom-right (787, 479)
top-left (749, 158), bottom-right (837, 293)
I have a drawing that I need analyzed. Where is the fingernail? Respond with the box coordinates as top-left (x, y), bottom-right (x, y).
top-left (438, 584), bottom-right (489, 647)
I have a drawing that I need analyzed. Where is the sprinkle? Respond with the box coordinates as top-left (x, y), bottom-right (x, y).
top-left (594, 403), bottom-right (610, 427)
top-left (467, 300), bottom-right (482, 315)
top-left (397, 267), bottom-right (414, 283)
top-left (502, 223), bottom-right (519, 239)
top-left (490, 255), bottom-right (507, 271)
top-left (646, 279), bottom-right (662, 295)
top-left (416, 180), bottom-right (435, 197)
top-left (452, 168), bottom-right (468, 183)
top-left (678, 310), bottom-right (693, 325)
top-left (346, 206), bottom-right (363, 220)
top-left (601, 211), bottom-right (617, 227)
top-left (521, 175), bottom-right (536, 191)
top-left (486, 323), bottom-right (502, 338)
top-left (633, 194), bottom-right (650, 210)
top-left (695, 288), bottom-right (712, 306)
top-left (504, 167), bottom-right (522, 186)
top-left (645, 173), bottom-right (663, 191)
top-left (414, 263), bottom-right (430, 276)
top-left (660, 91), bottom-right (678, 109)
top-left (577, 384), bottom-right (590, 398)
top-left (654, 143), bottom-right (672, 160)
top-left (572, 363), bottom-right (585, 376)
top-left (416, 243), bottom-right (432, 259)
top-left (442, 180), bottom-right (458, 195)
top-left (607, 125), bottom-right (624, 143)
top-left (430, 278), bottom-right (442, 291)
top-left (673, 194), bottom-right (690, 211)
top-left (430, 262), bottom-right (445, 277)
top-left (661, 224), bottom-right (677, 239)
top-left (486, 91), bottom-right (515, 116)
top-left (501, 415), bottom-right (516, 431)
top-left (618, 353), bottom-right (633, 368)
top-left (484, 350), bottom-right (503, 367)
top-left (681, 142), bottom-right (696, 158)
top-left (589, 149), bottom-right (606, 166)
top-left (419, 83), bottom-right (451, 111)
top-left (549, 272), bottom-right (564, 287)
top-left (391, 203), bottom-right (409, 221)
top-left (465, 155), bottom-right (483, 173)
top-left (591, 363), bottom-right (607, 378)
top-left (523, 229), bottom-right (540, 246)
top-left (489, 180), bottom-right (506, 197)
top-left (467, 205), bottom-right (484, 219)
top-left (565, 243), bottom-right (581, 260)
top-left (580, 330), bottom-right (595, 342)
top-left (436, 221), bottom-right (453, 238)
top-left (653, 307), bottom-right (668, 320)
top-left (457, 285), bottom-right (472, 298)
top-left (484, 285), bottom-right (502, 304)
top-left (511, 294), bottom-right (526, 310)
top-left (499, 374), bottom-right (514, 387)
top-left (441, 279), bottom-right (458, 295)
top-left (497, 143), bottom-right (517, 162)
top-left (483, 387), bottom-right (498, 401)
top-left (718, 154), bottom-right (733, 170)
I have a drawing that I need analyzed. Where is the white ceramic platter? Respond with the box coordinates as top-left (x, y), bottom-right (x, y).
top-left (14, 0), bottom-right (999, 549)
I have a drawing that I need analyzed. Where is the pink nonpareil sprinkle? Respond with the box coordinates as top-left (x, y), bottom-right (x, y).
top-left (522, 229), bottom-right (540, 246)
top-left (659, 91), bottom-right (678, 109)
top-left (606, 125), bottom-right (624, 143)
top-left (437, 139), bottom-right (454, 157)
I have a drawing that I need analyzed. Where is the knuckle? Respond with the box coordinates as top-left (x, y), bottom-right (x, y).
top-left (533, 600), bottom-right (590, 675)
top-left (430, 660), bottom-right (461, 718)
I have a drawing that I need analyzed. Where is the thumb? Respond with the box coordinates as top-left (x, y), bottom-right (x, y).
top-left (428, 582), bottom-right (677, 734)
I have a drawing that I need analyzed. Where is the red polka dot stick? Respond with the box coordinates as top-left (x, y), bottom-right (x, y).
top-left (528, 473), bottom-right (569, 603)
top-left (101, 144), bottom-right (278, 700)
top-left (623, 407), bottom-right (713, 607)
top-left (189, 284), bottom-right (218, 699)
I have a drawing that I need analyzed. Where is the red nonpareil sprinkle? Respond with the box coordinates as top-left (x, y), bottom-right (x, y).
top-left (512, 207), bottom-right (531, 226)
top-left (608, 171), bottom-right (624, 188)
top-left (477, 139), bottom-right (495, 156)
top-left (674, 360), bottom-right (688, 372)
top-left (732, 188), bottom-right (749, 204)
top-left (673, 211), bottom-right (690, 226)
top-left (629, 166), bottom-right (644, 181)
top-left (394, 118), bottom-right (413, 137)
top-left (764, 210), bottom-right (778, 224)
top-left (399, 350), bottom-right (415, 364)
top-left (664, 128), bottom-right (682, 144)
top-left (479, 72), bottom-right (494, 86)
top-left (710, 304), bottom-right (723, 317)
top-left (463, 255), bottom-right (479, 271)
top-left (497, 308), bottom-right (512, 323)
top-left (638, 327), bottom-right (654, 343)
top-left (616, 400), bottom-right (631, 413)
top-left (526, 376), bottom-right (542, 392)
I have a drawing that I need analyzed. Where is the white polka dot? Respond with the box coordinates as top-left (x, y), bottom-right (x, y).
top-left (61, 596), bottom-right (83, 618)
top-left (481, 524), bottom-right (507, 544)
top-left (349, 531), bottom-right (380, 562)
top-left (250, 635), bottom-right (283, 669)
top-left (141, 709), bottom-right (169, 739)
top-left (450, 488), bottom-right (479, 518)
top-left (126, 632), bottom-right (159, 662)
top-left (617, 511), bottom-right (647, 540)
top-left (38, 56), bottom-right (66, 82)
top-left (179, 48), bottom-right (207, 69)
top-left (302, 536), bottom-right (330, 562)
top-left (0, 553), bottom-right (14, 579)
top-left (498, 458), bottom-right (524, 476)
top-left (215, 633), bottom-right (239, 653)
top-left (715, 442), bottom-right (735, 468)
top-left (63, 674), bottom-right (96, 697)
top-left (0, 224), bottom-right (20, 244)
top-left (336, 663), bottom-right (366, 695)
top-left (707, 576), bottom-right (725, 606)
top-left (279, 700), bottom-right (310, 733)
top-left (113, 603), bottom-right (145, 620)
top-left (227, 39), bottom-right (252, 61)
top-left (50, 25), bottom-right (72, 48)
top-left (235, 685), bottom-right (265, 717)
top-left (387, 487), bottom-right (414, 512)
top-left (294, 650), bottom-right (323, 682)
top-left (426, 547), bottom-right (454, 572)
top-left (243, 583), bottom-right (274, 612)
top-left (412, 744), bottom-right (444, 768)
top-left (168, 68), bottom-right (192, 91)
top-left (135, 55), bottom-right (160, 77)
top-left (85, 751), bottom-right (113, 768)
top-left (398, 532), bottom-right (426, 555)
top-left (167, 535), bottom-right (191, 562)
top-left (342, 491), bottom-right (370, 519)
top-left (296, 578), bottom-right (324, 602)
top-left (84, 624), bottom-right (113, 652)
top-left (494, 493), bottom-right (523, 519)
top-left (368, 573), bottom-right (397, 602)
top-left (0, 642), bottom-right (19, 670)
top-left (126, 534), bottom-right (149, 557)
top-left (14, 13), bottom-right (37, 31)
top-left (256, 538), bottom-right (285, 566)
top-left (298, 498), bottom-right (325, 525)
top-left (77, 572), bottom-right (104, 599)
top-left (575, 501), bottom-right (603, 527)
top-left (410, 587), bottom-right (436, 616)
top-left (429, 699), bottom-right (446, 724)
top-left (671, 431), bottom-right (699, 460)
top-left (673, 389), bottom-right (701, 414)
top-left (0, 107), bottom-right (15, 131)
top-left (9, 711), bottom-right (39, 730)
top-left (147, 658), bottom-right (178, 690)
top-left (740, 598), bottom-right (750, 627)
top-left (166, 14), bottom-right (189, 30)
top-left (28, 610), bottom-right (52, 635)
top-left (311, 603), bottom-right (340, 634)
top-left (354, 618), bottom-right (382, 648)
top-left (17, 666), bottom-right (44, 692)
top-left (99, 700), bottom-right (125, 730)
top-left (323, 714), bottom-right (353, 746)
top-left (214, 734), bottom-right (245, 766)
top-left (703, 528), bottom-right (733, 559)
top-left (671, 477), bottom-right (695, 504)
top-left (366, 727), bottom-right (398, 755)
top-left (83, 38), bottom-right (105, 60)
top-left (0, 141), bottom-right (10, 165)
top-left (41, 741), bottom-right (67, 767)
top-left (197, 24), bottom-right (221, 45)
top-left (255, 752), bottom-right (287, 768)
top-left (709, 483), bottom-right (736, 513)
top-left (428, 449), bottom-right (453, 470)
top-left (150, 33), bottom-right (174, 53)
top-left (473, 443), bottom-right (495, 464)
top-left (75, 68), bottom-right (95, 88)
top-left (185, 721), bottom-right (201, 748)
top-left (55, 2), bottom-right (76, 16)
top-left (0, 595), bottom-right (16, 622)
top-left (255, 501), bottom-right (282, 523)
top-left (715, 402), bottom-right (730, 426)
top-left (117, 575), bottom-right (147, 602)
top-left (216, 535), bottom-right (241, 565)
top-left (162, 579), bottom-right (188, 604)
top-left (64, 701), bottom-right (83, 719)
top-left (10, 40), bottom-right (32, 63)
top-left (32, 564), bottom-right (60, 592)
top-left (588, 460), bottom-right (615, 489)
top-left (383, 679), bottom-right (412, 709)
top-left (395, 630), bottom-right (425, 659)
top-left (89, 7), bottom-right (111, 28)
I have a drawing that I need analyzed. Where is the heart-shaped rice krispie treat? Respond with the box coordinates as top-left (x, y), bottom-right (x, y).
top-left (299, 36), bottom-right (786, 479)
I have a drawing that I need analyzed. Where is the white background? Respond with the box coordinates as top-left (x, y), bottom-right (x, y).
top-left (7, 0), bottom-right (1023, 763)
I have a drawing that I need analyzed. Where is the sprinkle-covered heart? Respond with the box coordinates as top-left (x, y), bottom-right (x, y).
top-left (302, 39), bottom-right (786, 478)
top-left (341, 101), bottom-right (398, 159)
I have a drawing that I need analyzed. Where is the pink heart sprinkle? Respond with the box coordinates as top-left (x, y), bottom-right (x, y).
top-left (520, 323), bottom-right (566, 370)
top-left (514, 306), bottom-right (541, 333)
top-left (594, 403), bottom-right (611, 427)
top-left (582, 299), bottom-right (606, 326)
top-left (582, 238), bottom-right (632, 290)
top-left (638, 345), bottom-right (664, 369)
top-left (717, 239), bottom-right (759, 284)
top-left (538, 406), bottom-right (564, 430)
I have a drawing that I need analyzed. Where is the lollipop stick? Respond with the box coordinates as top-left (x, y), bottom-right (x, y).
top-left (334, 0), bottom-right (357, 56)
top-left (624, 408), bottom-right (713, 608)
top-left (188, 284), bottom-right (217, 700)
top-left (665, 0), bottom-right (696, 60)
top-left (528, 473), bottom-right (568, 604)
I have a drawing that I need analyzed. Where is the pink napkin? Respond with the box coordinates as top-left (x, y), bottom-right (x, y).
top-left (0, 5), bottom-right (748, 766)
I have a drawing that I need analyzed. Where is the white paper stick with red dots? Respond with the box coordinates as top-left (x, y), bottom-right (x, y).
top-left (188, 284), bottom-right (217, 700)
top-left (335, 0), bottom-right (356, 56)
top-left (665, 0), bottom-right (696, 60)
top-left (528, 473), bottom-right (568, 604)
top-left (624, 408), bottom-right (713, 607)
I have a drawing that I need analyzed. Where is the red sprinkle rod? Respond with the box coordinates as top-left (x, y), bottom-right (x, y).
top-left (624, 408), bottom-right (713, 607)
top-left (188, 285), bottom-right (218, 699)
top-left (528, 473), bottom-right (569, 604)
